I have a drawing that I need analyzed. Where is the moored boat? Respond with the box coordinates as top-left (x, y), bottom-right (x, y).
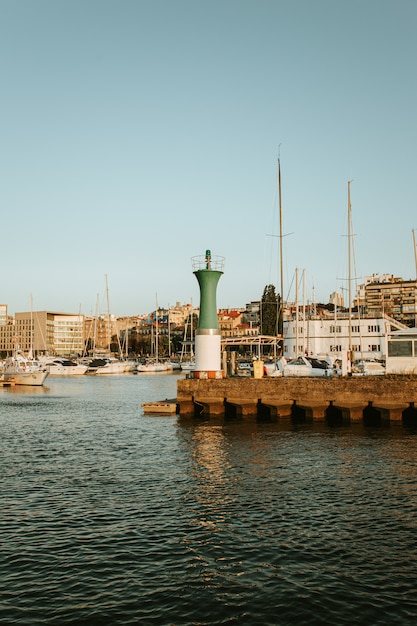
top-left (137, 360), bottom-right (172, 373)
top-left (180, 360), bottom-right (195, 372)
top-left (141, 401), bottom-right (178, 414)
top-left (38, 357), bottom-right (88, 376)
top-left (95, 357), bottom-right (129, 375)
top-left (84, 356), bottom-right (129, 374)
top-left (2, 350), bottom-right (49, 386)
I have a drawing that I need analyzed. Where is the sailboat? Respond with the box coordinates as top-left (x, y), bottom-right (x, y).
top-left (137, 295), bottom-right (172, 373)
top-left (179, 305), bottom-right (195, 371)
top-left (92, 276), bottom-right (128, 375)
top-left (2, 341), bottom-right (49, 386)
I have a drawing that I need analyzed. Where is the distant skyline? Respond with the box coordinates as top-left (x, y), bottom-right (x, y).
top-left (1, 0), bottom-right (416, 316)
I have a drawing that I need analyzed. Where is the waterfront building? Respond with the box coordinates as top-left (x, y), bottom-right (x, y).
top-left (283, 312), bottom-right (407, 362)
top-left (7, 311), bottom-right (85, 357)
top-left (386, 327), bottom-right (417, 374)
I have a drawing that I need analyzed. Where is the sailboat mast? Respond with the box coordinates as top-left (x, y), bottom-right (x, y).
top-left (295, 267), bottom-right (299, 355)
top-left (105, 274), bottom-right (111, 353)
top-left (155, 293), bottom-right (159, 363)
top-left (278, 158), bottom-right (284, 315)
top-left (168, 307), bottom-right (171, 358)
top-left (413, 229), bottom-right (417, 326)
top-left (347, 181), bottom-right (353, 365)
top-left (30, 293), bottom-right (33, 357)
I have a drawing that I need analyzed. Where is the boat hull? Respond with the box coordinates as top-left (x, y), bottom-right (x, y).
top-left (141, 402), bottom-right (178, 414)
top-left (95, 362), bottom-right (128, 375)
top-left (137, 363), bottom-right (172, 373)
top-left (46, 364), bottom-right (88, 376)
top-left (3, 370), bottom-right (49, 386)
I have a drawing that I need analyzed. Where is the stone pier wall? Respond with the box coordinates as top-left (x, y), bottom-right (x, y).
top-left (176, 376), bottom-right (417, 422)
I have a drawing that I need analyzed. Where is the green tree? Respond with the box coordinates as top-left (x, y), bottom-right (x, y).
top-left (260, 284), bottom-right (282, 336)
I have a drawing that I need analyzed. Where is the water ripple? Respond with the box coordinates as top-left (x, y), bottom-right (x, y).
top-left (2, 377), bottom-right (417, 624)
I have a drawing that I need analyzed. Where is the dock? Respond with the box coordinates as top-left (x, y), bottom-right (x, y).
top-left (177, 376), bottom-right (417, 425)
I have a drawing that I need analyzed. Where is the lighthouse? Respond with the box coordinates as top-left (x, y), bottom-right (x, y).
top-left (192, 250), bottom-right (225, 379)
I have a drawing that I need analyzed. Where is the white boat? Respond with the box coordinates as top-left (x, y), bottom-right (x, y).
top-left (137, 360), bottom-right (172, 373)
top-left (90, 275), bottom-right (131, 375)
top-left (2, 350), bottom-right (49, 386)
top-left (85, 355), bottom-right (131, 374)
top-left (141, 401), bottom-right (178, 414)
top-left (39, 357), bottom-right (88, 376)
top-left (94, 357), bottom-right (128, 375)
top-left (282, 355), bottom-right (334, 378)
top-left (180, 360), bottom-right (195, 372)
top-left (137, 295), bottom-right (172, 374)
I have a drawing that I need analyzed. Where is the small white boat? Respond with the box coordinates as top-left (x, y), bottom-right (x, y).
top-left (141, 401), bottom-right (178, 414)
top-left (2, 350), bottom-right (49, 386)
top-left (180, 360), bottom-right (195, 372)
top-left (95, 358), bottom-right (128, 375)
top-left (137, 360), bottom-right (172, 373)
top-left (85, 356), bottom-right (127, 374)
top-left (39, 357), bottom-right (88, 376)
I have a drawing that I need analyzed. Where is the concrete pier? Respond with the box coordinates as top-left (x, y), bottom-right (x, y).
top-left (177, 376), bottom-right (417, 425)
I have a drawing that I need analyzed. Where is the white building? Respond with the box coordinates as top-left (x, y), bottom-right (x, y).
top-left (283, 313), bottom-right (407, 362)
top-left (386, 328), bottom-right (417, 374)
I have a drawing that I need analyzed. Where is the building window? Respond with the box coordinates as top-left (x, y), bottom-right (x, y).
top-left (388, 341), bottom-right (412, 357)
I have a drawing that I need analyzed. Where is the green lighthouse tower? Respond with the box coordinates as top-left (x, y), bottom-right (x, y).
top-left (192, 250), bottom-right (225, 378)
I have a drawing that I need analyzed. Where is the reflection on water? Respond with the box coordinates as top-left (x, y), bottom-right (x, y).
top-left (1, 375), bottom-right (417, 625)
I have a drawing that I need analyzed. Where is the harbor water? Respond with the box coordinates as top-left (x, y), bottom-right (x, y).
top-left (1, 373), bottom-right (417, 625)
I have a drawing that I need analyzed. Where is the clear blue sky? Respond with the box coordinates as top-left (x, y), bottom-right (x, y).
top-left (1, 0), bottom-right (416, 316)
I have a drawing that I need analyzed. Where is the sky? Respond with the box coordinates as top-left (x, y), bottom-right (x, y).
top-left (1, 0), bottom-right (416, 317)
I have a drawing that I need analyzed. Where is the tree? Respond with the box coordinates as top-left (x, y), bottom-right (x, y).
top-left (260, 284), bottom-right (282, 337)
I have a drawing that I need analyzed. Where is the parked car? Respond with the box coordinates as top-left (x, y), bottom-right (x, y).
top-left (264, 358), bottom-right (286, 377)
top-left (236, 361), bottom-right (253, 376)
top-left (282, 355), bottom-right (334, 377)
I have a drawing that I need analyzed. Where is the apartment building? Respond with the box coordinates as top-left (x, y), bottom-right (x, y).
top-left (352, 274), bottom-right (417, 327)
top-left (7, 311), bottom-right (85, 356)
top-left (364, 277), bottom-right (417, 327)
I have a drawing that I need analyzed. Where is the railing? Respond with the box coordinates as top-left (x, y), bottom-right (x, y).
top-left (192, 254), bottom-right (225, 272)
